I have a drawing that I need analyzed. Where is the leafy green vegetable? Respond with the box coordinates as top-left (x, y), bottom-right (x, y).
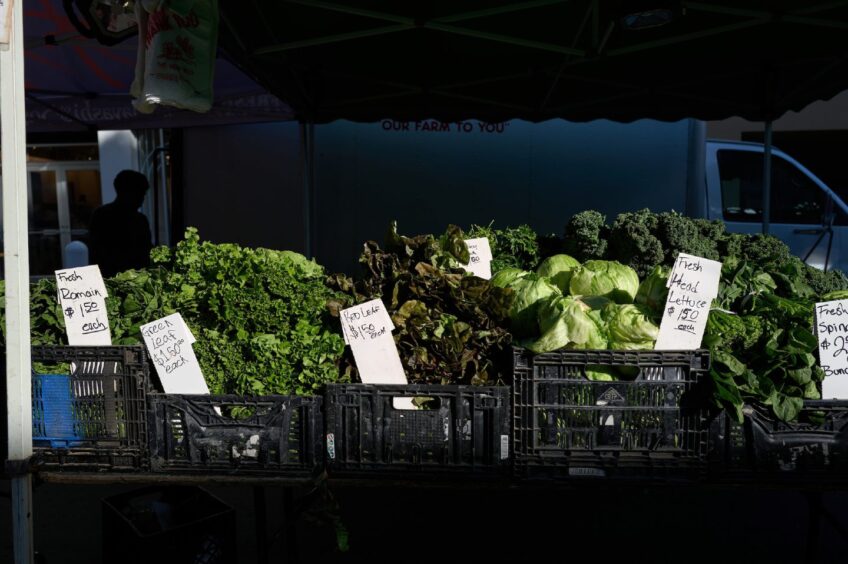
top-left (563, 210), bottom-right (608, 262)
top-left (467, 223), bottom-right (540, 272)
top-left (822, 289), bottom-right (848, 301)
top-left (607, 209), bottom-right (665, 278)
top-left (606, 304), bottom-right (659, 349)
top-left (705, 259), bottom-right (823, 422)
top-left (526, 296), bottom-right (606, 353)
top-left (149, 229), bottom-right (347, 396)
top-left (536, 254), bottom-right (580, 293)
top-left (569, 260), bottom-right (639, 304)
top-left (548, 210), bottom-right (848, 420)
top-left (328, 223), bottom-right (513, 385)
top-left (635, 265), bottom-right (670, 320)
top-left (585, 366), bottom-right (617, 381)
top-left (509, 275), bottom-right (562, 338)
top-left (2, 228), bottom-right (347, 396)
top-left (490, 267), bottom-right (529, 289)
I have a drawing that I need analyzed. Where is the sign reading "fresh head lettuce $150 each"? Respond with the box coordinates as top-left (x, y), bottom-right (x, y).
top-left (654, 253), bottom-right (722, 350)
top-left (815, 299), bottom-right (848, 399)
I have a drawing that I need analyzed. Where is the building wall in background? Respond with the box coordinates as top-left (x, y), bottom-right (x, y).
top-left (97, 130), bottom-right (138, 204)
top-left (707, 91), bottom-right (848, 140)
top-left (708, 90), bottom-right (848, 199)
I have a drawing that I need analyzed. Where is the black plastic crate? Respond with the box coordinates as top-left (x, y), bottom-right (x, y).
top-left (709, 400), bottom-right (848, 481)
top-left (325, 384), bottom-right (511, 478)
top-left (102, 486), bottom-right (235, 564)
top-left (31, 345), bottom-right (149, 472)
top-left (513, 348), bottom-right (710, 480)
top-left (148, 394), bottom-right (323, 476)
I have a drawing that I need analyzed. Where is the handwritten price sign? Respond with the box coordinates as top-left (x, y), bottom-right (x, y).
top-left (55, 265), bottom-right (111, 346)
top-left (0, 0), bottom-right (12, 45)
top-left (339, 299), bottom-right (407, 384)
top-left (141, 313), bottom-right (208, 394)
top-left (816, 299), bottom-right (848, 399)
top-left (655, 253), bottom-right (721, 350)
top-left (462, 237), bottom-right (493, 279)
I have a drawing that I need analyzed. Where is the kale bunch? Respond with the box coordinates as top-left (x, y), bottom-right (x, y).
top-left (563, 210), bottom-right (608, 262)
top-left (606, 210), bottom-right (727, 276)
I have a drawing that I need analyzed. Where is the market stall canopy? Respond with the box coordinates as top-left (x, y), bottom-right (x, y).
top-left (24, 0), bottom-right (294, 132)
top-left (218, 0), bottom-right (848, 123)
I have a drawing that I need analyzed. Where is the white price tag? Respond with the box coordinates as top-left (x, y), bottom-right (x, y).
top-left (141, 313), bottom-right (209, 394)
top-left (0, 0), bottom-right (12, 45)
top-left (340, 299), bottom-right (407, 384)
top-left (340, 298), bottom-right (395, 345)
top-left (463, 237), bottom-right (493, 280)
top-left (815, 300), bottom-right (848, 399)
top-left (55, 265), bottom-right (112, 346)
top-left (500, 435), bottom-right (510, 460)
top-left (181, 318), bottom-right (196, 345)
top-left (655, 254), bottom-right (722, 350)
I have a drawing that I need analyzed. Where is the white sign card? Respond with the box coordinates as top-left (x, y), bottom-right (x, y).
top-left (0, 0), bottom-right (12, 45)
top-left (655, 253), bottom-right (722, 350)
top-left (141, 313), bottom-right (209, 394)
top-left (815, 299), bottom-right (848, 399)
top-left (55, 265), bottom-right (112, 346)
top-left (339, 299), bottom-right (407, 384)
top-left (463, 237), bottom-right (493, 279)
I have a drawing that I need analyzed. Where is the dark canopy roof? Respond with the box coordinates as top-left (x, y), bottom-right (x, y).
top-left (24, 0), bottom-right (293, 132)
top-left (219, 1), bottom-right (848, 123)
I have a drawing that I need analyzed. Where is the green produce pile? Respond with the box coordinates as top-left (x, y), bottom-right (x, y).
top-left (1, 228), bottom-right (346, 396)
top-left (563, 208), bottom-right (848, 296)
top-left (493, 256), bottom-right (660, 372)
top-left (704, 255), bottom-right (836, 422)
top-left (327, 222), bottom-right (513, 385)
top-left (4, 209), bottom-right (848, 424)
top-left (467, 223), bottom-right (542, 272)
top-left (480, 210), bottom-right (848, 422)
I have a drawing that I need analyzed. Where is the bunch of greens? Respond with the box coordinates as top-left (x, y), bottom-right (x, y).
top-left (562, 208), bottom-right (848, 295)
top-left (553, 208), bottom-right (848, 421)
top-left (1, 229), bottom-right (346, 396)
top-left (563, 210), bottom-right (609, 262)
top-left (496, 254), bottom-right (659, 360)
top-left (0, 278), bottom-right (66, 346)
top-left (704, 259), bottom-right (823, 422)
top-left (466, 223), bottom-right (541, 272)
top-left (327, 222), bottom-right (514, 385)
top-left (147, 228), bottom-right (346, 395)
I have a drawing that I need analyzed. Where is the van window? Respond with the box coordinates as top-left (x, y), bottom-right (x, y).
top-left (718, 150), bottom-right (825, 224)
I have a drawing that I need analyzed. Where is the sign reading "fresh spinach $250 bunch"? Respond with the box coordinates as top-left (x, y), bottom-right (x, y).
top-left (815, 299), bottom-right (848, 398)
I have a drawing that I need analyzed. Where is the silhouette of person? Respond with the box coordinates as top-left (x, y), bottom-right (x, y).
top-left (88, 170), bottom-right (153, 277)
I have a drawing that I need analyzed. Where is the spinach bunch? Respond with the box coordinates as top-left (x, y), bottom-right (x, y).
top-left (706, 261), bottom-right (822, 422)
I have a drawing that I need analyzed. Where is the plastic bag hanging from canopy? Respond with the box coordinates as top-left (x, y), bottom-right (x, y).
top-left (131, 0), bottom-right (219, 114)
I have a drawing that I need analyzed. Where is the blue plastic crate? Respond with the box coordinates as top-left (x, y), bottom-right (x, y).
top-left (32, 373), bottom-right (84, 447)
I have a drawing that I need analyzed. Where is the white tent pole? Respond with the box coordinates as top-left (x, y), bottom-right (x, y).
top-left (762, 119), bottom-right (773, 235)
top-left (1, 0), bottom-right (35, 562)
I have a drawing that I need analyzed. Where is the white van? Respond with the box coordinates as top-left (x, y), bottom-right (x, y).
top-left (705, 140), bottom-right (848, 272)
